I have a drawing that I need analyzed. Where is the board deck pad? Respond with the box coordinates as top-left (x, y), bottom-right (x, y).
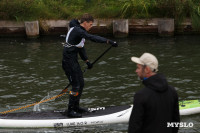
top-left (0, 101), bottom-right (200, 128)
top-left (179, 100), bottom-right (200, 110)
top-left (0, 105), bottom-right (131, 120)
top-left (1, 100), bottom-right (200, 120)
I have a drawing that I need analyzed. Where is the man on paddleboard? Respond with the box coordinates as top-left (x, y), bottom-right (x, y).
top-left (62, 13), bottom-right (118, 118)
top-left (129, 53), bottom-right (180, 133)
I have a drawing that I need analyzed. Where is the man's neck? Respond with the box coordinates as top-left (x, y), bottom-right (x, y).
top-left (146, 72), bottom-right (156, 78)
top-left (80, 23), bottom-right (85, 29)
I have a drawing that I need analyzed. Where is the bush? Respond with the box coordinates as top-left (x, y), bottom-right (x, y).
top-left (0, 0), bottom-right (199, 30)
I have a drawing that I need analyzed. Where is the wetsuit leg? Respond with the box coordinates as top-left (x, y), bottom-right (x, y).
top-left (74, 71), bottom-right (84, 110)
top-left (62, 59), bottom-right (84, 115)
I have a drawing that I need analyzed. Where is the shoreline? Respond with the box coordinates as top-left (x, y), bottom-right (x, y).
top-left (0, 18), bottom-right (199, 38)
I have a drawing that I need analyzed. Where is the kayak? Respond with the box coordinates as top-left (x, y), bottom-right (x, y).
top-left (0, 100), bottom-right (199, 128)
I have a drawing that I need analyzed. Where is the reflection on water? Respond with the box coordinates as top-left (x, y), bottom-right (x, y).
top-left (0, 35), bottom-right (200, 132)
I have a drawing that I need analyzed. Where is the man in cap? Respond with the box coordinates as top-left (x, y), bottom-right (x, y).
top-left (128, 53), bottom-right (180, 133)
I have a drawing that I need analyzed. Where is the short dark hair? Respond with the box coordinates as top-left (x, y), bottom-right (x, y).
top-left (80, 13), bottom-right (94, 23)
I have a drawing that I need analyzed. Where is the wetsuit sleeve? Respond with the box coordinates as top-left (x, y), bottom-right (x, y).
top-left (172, 89), bottom-right (180, 133)
top-left (128, 93), bottom-right (144, 133)
top-left (80, 29), bottom-right (107, 43)
top-left (79, 47), bottom-right (88, 61)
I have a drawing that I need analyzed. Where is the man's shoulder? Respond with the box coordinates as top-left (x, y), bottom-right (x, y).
top-left (72, 26), bottom-right (81, 31)
top-left (133, 87), bottom-right (151, 104)
top-left (137, 87), bottom-right (152, 93)
top-left (69, 19), bottom-right (80, 27)
top-left (168, 85), bottom-right (175, 89)
top-left (134, 87), bottom-right (158, 102)
top-left (134, 87), bottom-right (150, 97)
top-left (72, 26), bottom-right (86, 34)
top-left (167, 85), bottom-right (178, 97)
top-left (167, 85), bottom-right (177, 92)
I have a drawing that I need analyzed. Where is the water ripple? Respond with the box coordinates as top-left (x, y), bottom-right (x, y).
top-left (1, 36), bottom-right (200, 132)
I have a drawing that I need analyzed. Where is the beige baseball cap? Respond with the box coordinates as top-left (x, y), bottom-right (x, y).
top-left (131, 53), bottom-right (158, 72)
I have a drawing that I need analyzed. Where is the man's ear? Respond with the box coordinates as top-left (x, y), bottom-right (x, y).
top-left (145, 66), bottom-right (151, 74)
top-left (82, 21), bottom-right (87, 25)
top-left (80, 21), bottom-right (86, 26)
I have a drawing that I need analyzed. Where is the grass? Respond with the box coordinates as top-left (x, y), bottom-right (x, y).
top-left (0, 0), bottom-right (200, 30)
top-left (122, 0), bottom-right (200, 30)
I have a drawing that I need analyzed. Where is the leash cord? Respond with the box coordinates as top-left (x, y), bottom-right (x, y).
top-left (0, 92), bottom-right (66, 114)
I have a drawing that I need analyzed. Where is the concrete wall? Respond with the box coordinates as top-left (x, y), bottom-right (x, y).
top-left (0, 19), bottom-right (198, 37)
top-left (25, 21), bottom-right (40, 37)
top-left (113, 19), bottom-right (129, 37)
top-left (129, 19), bottom-right (159, 34)
top-left (0, 21), bottom-right (25, 36)
top-left (90, 19), bottom-right (113, 35)
top-left (39, 20), bottom-right (69, 35)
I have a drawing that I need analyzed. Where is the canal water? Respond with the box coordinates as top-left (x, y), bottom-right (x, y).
top-left (0, 35), bottom-right (200, 132)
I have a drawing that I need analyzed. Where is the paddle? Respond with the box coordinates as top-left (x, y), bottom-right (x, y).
top-left (55, 45), bottom-right (113, 100)
top-left (0, 45), bottom-right (113, 114)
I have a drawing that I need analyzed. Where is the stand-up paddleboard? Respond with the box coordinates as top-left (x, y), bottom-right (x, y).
top-left (0, 105), bottom-right (132, 128)
top-left (0, 100), bottom-right (200, 128)
top-left (179, 100), bottom-right (200, 115)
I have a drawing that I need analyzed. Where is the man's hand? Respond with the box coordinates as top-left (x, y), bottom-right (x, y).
top-left (108, 40), bottom-right (118, 47)
top-left (86, 61), bottom-right (93, 69)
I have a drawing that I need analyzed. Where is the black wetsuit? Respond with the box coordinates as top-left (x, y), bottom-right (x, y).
top-left (62, 19), bottom-right (108, 113)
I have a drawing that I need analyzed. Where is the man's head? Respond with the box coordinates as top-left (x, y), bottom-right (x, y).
top-left (80, 13), bottom-right (94, 31)
top-left (131, 53), bottom-right (158, 80)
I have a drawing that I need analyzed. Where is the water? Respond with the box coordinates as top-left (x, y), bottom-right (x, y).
top-left (0, 35), bottom-right (200, 132)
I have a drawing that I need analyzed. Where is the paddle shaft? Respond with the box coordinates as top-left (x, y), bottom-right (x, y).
top-left (92, 45), bottom-right (112, 65)
top-left (83, 45), bottom-right (112, 73)
top-left (57, 45), bottom-right (113, 98)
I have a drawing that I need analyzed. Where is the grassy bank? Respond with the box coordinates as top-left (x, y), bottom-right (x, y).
top-left (0, 0), bottom-right (200, 29)
top-left (0, 0), bottom-right (122, 20)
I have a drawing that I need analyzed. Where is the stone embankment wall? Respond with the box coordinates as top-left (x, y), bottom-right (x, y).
top-left (0, 19), bottom-right (197, 38)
